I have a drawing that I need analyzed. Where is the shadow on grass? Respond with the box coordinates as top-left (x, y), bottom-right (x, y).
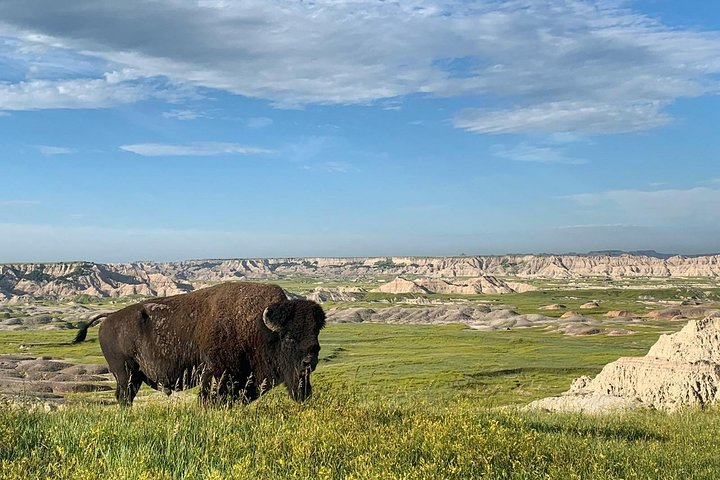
top-left (519, 417), bottom-right (667, 443)
top-left (469, 367), bottom-right (590, 378)
top-left (19, 341), bottom-right (77, 348)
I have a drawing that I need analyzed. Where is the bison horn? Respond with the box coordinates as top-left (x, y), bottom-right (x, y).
top-left (263, 305), bottom-right (284, 332)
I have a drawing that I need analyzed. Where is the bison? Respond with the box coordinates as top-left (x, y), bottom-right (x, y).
top-left (73, 282), bottom-right (325, 406)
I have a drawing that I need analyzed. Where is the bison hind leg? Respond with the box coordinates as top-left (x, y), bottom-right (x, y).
top-left (114, 371), bottom-right (143, 407)
top-left (110, 360), bottom-right (145, 406)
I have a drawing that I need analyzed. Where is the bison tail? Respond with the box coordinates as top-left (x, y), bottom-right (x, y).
top-left (72, 313), bottom-right (108, 344)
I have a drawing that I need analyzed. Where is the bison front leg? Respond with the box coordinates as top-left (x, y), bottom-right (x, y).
top-left (198, 368), bottom-right (249, 406)
top-left (199, 369), bottom-right (226, 406)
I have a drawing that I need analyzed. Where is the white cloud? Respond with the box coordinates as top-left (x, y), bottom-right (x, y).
top-left (455, 101), bottom-right (672, 135)
top-left (0, 1), bottom-right (719, 132)
top-left (37, 145), bottom-right (73, 155)
top-left (491, 143), bottom-right (587, 165)
top-left (324, 161), bottom-right (354, 173)
top-left (119, 142), bottom-right (274, 157)
top-left (0, 75), bottom-right (157, 110)
top-left (162, 109), bottom-right (204, 121)
top-left (246, 117), bottom-right (273, 128)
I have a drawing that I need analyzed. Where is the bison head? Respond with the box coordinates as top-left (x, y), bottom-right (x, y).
top-left (263, 299), bottom-right (325, 402)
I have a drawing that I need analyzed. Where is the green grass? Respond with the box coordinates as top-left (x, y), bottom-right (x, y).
top-left (2, 391), bottom-right (720, 479)
top-left (0, 305), bottom-right (713, 479)
top-left (0, 322), bottom-right (675, 405)
top-left (316, 323), bottom-right (670, 405)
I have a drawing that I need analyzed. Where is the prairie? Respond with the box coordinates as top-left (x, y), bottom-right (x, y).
top-left (3, 319), bottom-right (717, 479)
top-left (1, 279), bottom-right (719, 479)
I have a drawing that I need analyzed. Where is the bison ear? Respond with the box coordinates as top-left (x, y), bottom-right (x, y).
top-left (313, 304), bottom-right (326, 330)
top-left (263, 301), bottom-right (293, 333)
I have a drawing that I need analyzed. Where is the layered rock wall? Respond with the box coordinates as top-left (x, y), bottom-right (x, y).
top-left (528, 315), bottom-right (720, 412)
top-left (2, 253), bottom-right (719, 301)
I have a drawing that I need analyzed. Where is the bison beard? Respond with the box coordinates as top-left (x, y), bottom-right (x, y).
top-left (73, 282), bottom-right (325, 406)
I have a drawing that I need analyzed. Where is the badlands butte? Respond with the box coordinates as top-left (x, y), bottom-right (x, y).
top-left (2, 253), bottom-right (720, 301)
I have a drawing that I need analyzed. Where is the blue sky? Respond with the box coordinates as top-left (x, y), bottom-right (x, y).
top-left (1, 0), bottom-right (719, 262)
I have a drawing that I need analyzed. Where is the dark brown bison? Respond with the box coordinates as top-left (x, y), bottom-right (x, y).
top-left (73, 282), bottom-right (325, 406)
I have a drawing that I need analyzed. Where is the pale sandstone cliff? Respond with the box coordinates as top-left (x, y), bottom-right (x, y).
top-left (1, 253), bottom-right (718, 301)
top-left (372, 276), bottom-right (527, 294)
top-left (528, 314), bottom-right (720, 412)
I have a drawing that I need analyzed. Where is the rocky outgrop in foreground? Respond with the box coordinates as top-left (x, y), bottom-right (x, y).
top-left (528, 313), bottom-right (720, 412)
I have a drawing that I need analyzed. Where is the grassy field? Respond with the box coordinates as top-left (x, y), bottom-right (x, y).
top-left (2, 277), bottom-right (719, 479)
top-left (3, 392), bottom-right (720, 479)
top-left (0, 322), bottom-right (677, 405)
top-left (4, 318), bottom-right (718, 478)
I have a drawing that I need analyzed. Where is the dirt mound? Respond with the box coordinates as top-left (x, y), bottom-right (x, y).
top-left (527, 316), bottom-right (720, 412)
top-left (646, 306), bottom-right (719, 320)
top-left (329, 308), bottom-right (377, 323)
top-left (0, 355), bottom-right (112, 401)
top-left (60, 364), bottom-right (110, 375)
top-left (327, 305), bottom-right (630, 336)
top-left (605, 310), bottom-right (637, 318)
top-left (539, 304), bottom-right (566, 310)
top-left (580, 301), bottom-right (600, 309)
top-left (558, 325), bottom-right (603, 336)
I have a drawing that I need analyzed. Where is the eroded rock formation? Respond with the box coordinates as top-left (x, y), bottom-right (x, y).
top-left (1, 253), bottom-right (719, 302)
top-left (528, 314), bottom-right (720, 412)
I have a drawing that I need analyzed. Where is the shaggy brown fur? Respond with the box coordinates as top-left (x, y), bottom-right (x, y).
top-left (74, 282), bottom-right (325, 406)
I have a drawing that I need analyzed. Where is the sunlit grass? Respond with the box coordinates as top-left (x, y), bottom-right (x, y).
top-left (2, 390), bottom-right (720, 479)
top-left (0, 303), bottom-right (714, 478)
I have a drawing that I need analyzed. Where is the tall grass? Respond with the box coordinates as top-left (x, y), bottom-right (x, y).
top-left (2, 388), bottom-right (720, 479)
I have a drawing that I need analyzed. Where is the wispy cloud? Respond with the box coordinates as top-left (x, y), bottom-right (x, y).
top-left (0, 74), bottom-right (160, 110)
top-left (284, 136), bottom-right (334, 164)
top-left (37, 145), bottom-right (73, 155)
top-left (162, 109), bottom-right (204, 121)
top-left (0, 1), bottom-right (718, 133)
top-left (119, 142), bottom-right (274, 157)
top-left (380, 99), bottom-right (402, 111)
top-left (491, 143), bottom-right (587, 165)
top-left (323, 161), bottom-right (354, 173)
top-left (246, 117), bottom-right (273, 128)
top-left (455, 101), bottom-right (672, 135)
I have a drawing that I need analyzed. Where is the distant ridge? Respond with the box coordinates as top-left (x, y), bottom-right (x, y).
top-left (2, 253), bottom-right (720, 302)
top-left (584, 250), bottom-right (719, 259)
top-left (585, 250), bottom-right (674, 259)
